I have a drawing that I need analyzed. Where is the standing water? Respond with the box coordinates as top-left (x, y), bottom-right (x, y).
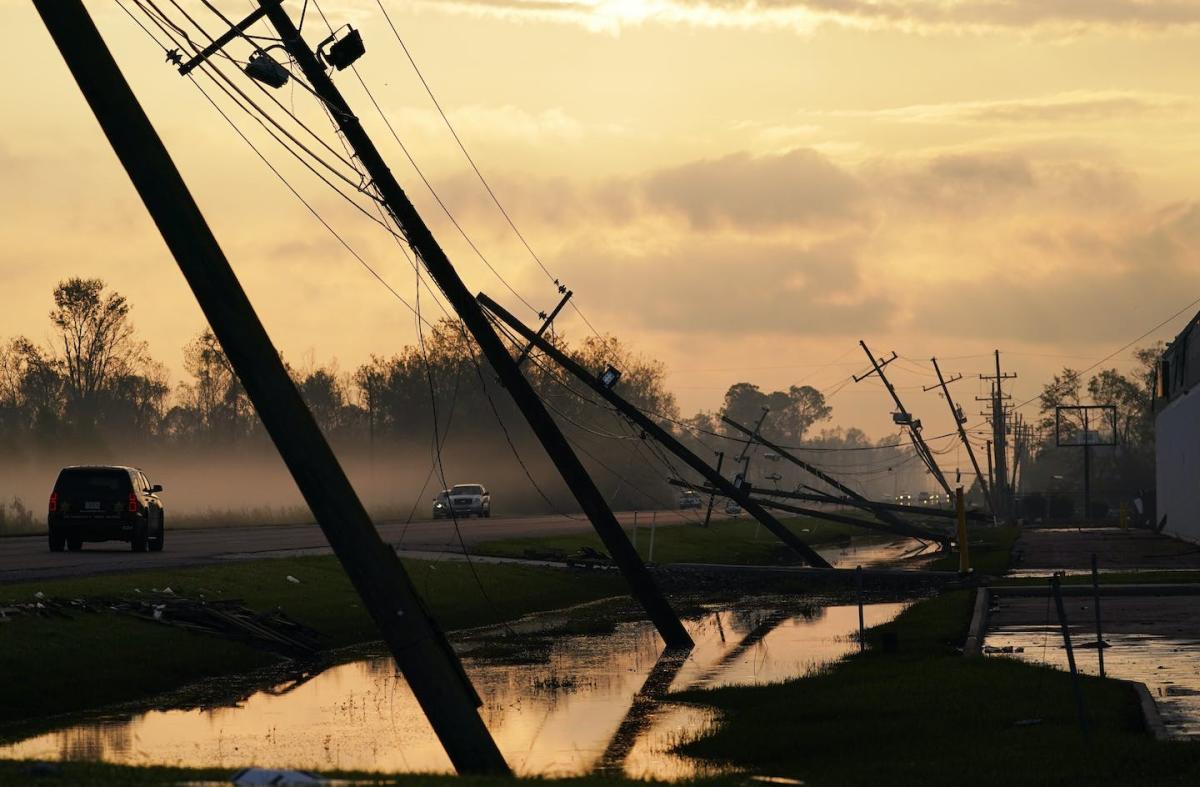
top-left (0, 599), bottom-right (909, 778)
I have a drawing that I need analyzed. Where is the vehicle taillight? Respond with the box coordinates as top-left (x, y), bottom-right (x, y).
top-left (48, 492), bottom-right (58, 513)
top-left (128, 492), bottom-right (138, 513)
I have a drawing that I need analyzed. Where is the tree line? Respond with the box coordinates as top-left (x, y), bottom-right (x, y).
top-left (0, 279), bottom-right (874, 513)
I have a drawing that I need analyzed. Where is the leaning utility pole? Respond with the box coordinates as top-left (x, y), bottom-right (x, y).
top-left (733, 407), bottom-right (770, 489)
top-left (253, 2), bottom-right (691, 650)
top-left (856, 342), bottom-right (952, 496)
top-left (927, 358), bottom-right (994, 517)
top-left (979, 350), bottom-right (1016, 523)
top-left (478, 293), bottom-right (832, 568)
top-left (721, 415), bottom-right (929, 539)
top-left (32, 0), bottom-right (507, 772)
top-left (702, 451), bottom-right (724, 527)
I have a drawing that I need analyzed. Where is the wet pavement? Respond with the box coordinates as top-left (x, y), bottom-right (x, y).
top-left (0, 599), bottom-right (908, 777)
top-left (984, 593), bottom-right (1200, 738)
top-left (1011, 528), bottom-right (1200, 575)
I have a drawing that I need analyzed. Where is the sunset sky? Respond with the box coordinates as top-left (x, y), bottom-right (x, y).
top-left (3, 0), bottom-right (1199, 441)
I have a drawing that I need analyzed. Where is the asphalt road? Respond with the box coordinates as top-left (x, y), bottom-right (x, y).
top-left (0, 510), bottom-right (697, 584)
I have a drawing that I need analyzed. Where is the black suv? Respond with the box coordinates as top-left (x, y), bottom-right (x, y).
top-left (48, 466), bottom-right (165, 553)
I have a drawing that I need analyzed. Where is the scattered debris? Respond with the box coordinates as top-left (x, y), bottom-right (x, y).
top-left (1, 592), bottom-right (323, 656)
top-left (565, 546), bottom-right (613, 569)
top-left (286, 575), bottom-right (301, 584)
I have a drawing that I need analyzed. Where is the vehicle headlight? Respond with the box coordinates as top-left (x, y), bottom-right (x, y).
top-left (434, 502), bottom-right (445, 509)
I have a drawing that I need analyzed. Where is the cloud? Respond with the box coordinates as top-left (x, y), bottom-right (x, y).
top-left (642, 148), bottom-right (867, 230)
top-left (557, 234), bottom-right (895, 336)
top-left (907, 200), bottom-right (1200, 343)
top-left (865, 150), bottom-right (1140, 216)
top-left (404, 0), bottom-right (1200, 35)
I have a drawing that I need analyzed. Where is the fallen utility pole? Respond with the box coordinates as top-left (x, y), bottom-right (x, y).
top-left (668, 479), bottom-right (951, 543)
top-left (748, 496), bottom-right (939, 538)
top-left (255, 2), bottom-right (691, 651)
top-left (927, 357), bottom-right (994, 517)
top-left (478, 293), bottom-right (831, 568)
top-left (856, 342), bottom-right (953, 496)
top-left (721, 415), bottom-right (927, 537)
top-left (32, 0), bottom-right (506, 773)
top-left (683, 480), bottom-right (983, 524)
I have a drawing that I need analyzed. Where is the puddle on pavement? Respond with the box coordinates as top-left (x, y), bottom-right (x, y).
top-left (986, 621), bottom-right (1200, 738)
top-left (0, 599), bottom-right (908, 778)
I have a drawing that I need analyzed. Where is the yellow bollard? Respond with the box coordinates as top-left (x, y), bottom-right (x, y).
top-left (1119, 503), bottom-right (1129, 530)
top-left (956, 486), bottom-right (970, 573)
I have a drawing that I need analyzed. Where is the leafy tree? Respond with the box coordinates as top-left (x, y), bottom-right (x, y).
top-left (718, 382), bottom-right (831, 445)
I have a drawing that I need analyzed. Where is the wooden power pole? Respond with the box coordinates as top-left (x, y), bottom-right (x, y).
top-left (478, 293), bottom-right (832, 568)
top-left (31, 0), bottom-right (508, 772)
top-left (927, 358), bottom-right (994, 517)
top-left (856, 341), bottom-right (953, 496)
top-left (979, 350), bottom-right (1017, 524)
top-left (251, 1), bottom-right (690, 651)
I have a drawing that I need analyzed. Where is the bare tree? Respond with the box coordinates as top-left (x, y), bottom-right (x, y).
top-left (49, 278), bottom-right (147, 424)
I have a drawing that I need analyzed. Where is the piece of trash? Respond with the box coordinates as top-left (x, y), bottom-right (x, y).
top-left (1077, 640), bottom-right (1110, 649)
top-left (153, 609), bottom-right (163, 620)
top-left (231, 767), bottom-right (326, 785)
top-left (34, 591), bottom-right (45, 600)
top-left (1014, 718), bottom-right (1043, 727)
top-left (162, 587), bottom-right (175, 595)
top-left (286, 575), bottom-right (301, 584)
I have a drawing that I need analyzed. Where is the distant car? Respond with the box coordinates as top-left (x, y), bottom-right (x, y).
top-left (433, 483), bottom-right (491, 519)
top-left (48, 465), bottom-right (165, 553)
top-left (432, 489), bottom-right (451, 519)
top-left (678, 490), bottom-right (703, 509)
top-left (724, 500), bottom-right (742, 516)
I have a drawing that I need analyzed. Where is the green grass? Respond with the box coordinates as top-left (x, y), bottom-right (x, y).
top-left (0, 555), bottom-right (623, 732)
top-left (474, 516), bottom-right (888, 566)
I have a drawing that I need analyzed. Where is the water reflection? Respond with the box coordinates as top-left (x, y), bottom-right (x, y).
top-left (819, 537), bottom-right (941, 568)
top-left (1, 601), bottom-right (907, 778)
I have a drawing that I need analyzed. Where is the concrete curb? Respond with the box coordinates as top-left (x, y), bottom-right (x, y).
top-left (666, 562), bottom-right (960, 580)
top-left (988, 583), bottom-right (1200, 598)
top-left (963, 586), bottom-right (990, 657)
top-left (1130, 680), bottom-right (1169, 740)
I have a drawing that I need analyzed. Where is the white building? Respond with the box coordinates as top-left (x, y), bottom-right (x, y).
top-left (1156, 312), bottom-right (1200, 542)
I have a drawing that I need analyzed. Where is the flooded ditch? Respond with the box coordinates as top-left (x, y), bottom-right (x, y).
top-left (0, 597), bottom-right (910, 778)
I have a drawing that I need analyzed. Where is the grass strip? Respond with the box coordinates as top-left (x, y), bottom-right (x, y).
top-left (0, 555), bottom-right (623, 731)
top-left (474, 516), bottom-right (892, 566)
